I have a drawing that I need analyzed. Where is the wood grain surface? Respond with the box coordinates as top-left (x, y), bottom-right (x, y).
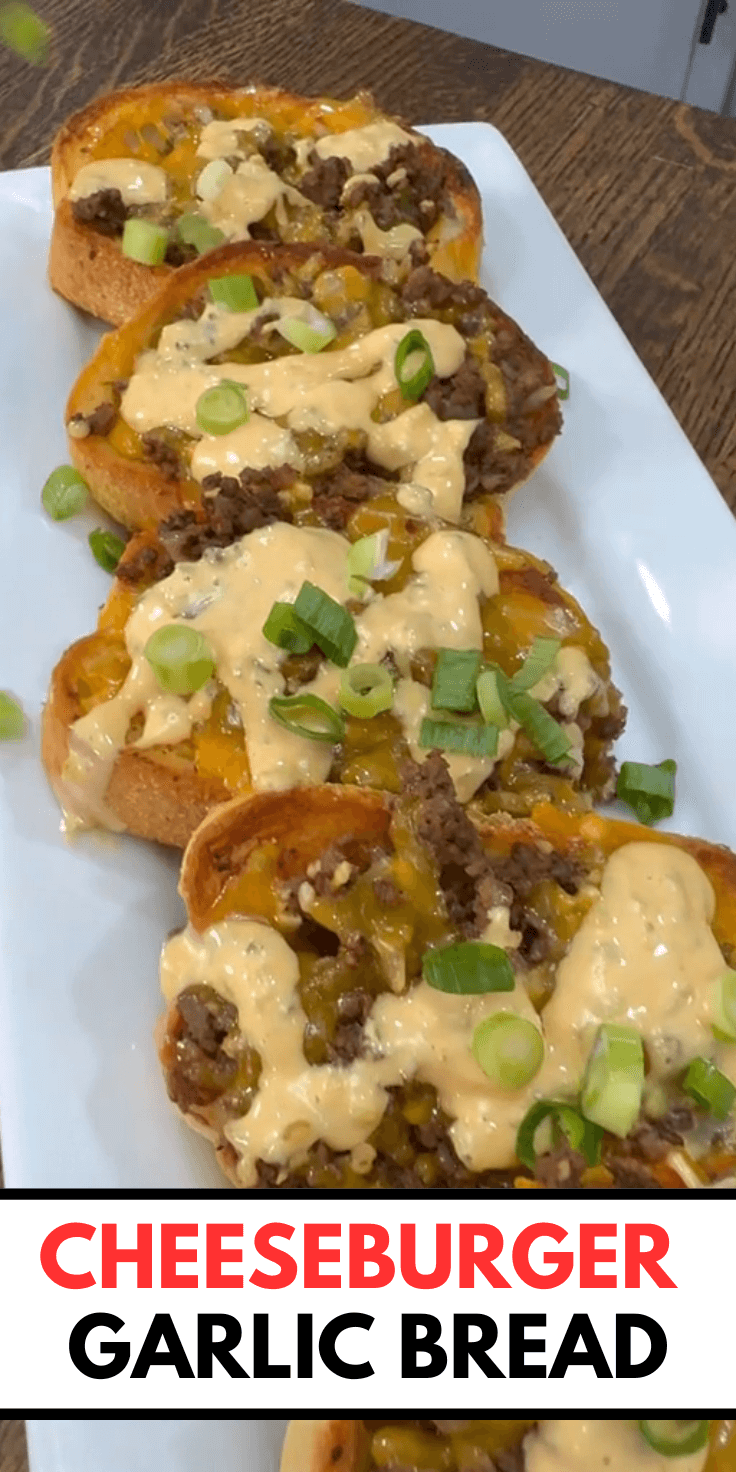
top-left (0, 0), bottom-right (734, 1461)
top-left (0, 0), bottom-right (734, 509)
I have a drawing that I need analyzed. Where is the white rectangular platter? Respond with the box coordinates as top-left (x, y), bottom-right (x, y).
top-left (26, 1418), bottom-right (288, 1472)
top-left (2, 122), bottom-right (736, 1188)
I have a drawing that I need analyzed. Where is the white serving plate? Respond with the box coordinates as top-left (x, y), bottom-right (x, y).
top-left (26, 1418), bottom-right (288, 1472)
top-left (1, 122), bottom-right (736, 1188)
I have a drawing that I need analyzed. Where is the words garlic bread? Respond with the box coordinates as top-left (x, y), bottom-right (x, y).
top-left (43, 510), bottom-right (624, 845)
top-left (64, 241), bottom-right (561, 530)
top-left (281, 1421), bottom-right (734, 1472)
top-left (50, 82), bottom-right (482, 325)
top-left (158, 779), bottom-right (736, 1188)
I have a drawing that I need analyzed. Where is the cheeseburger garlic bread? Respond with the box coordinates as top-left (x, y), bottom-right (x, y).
top-left (63, 241), bottom-right (561, 530)
top-left (281, 1421), bottom-right (735, 1472)
top-left (158, 781), bottom-right (736, 1189)
top-left (43, 508), bottom-right (624, 846)
top-left (49, 82), bottom-right (482, 325)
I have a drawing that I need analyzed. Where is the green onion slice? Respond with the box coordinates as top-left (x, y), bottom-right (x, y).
top-left (476, 669), bottom-right (510, 730)
top-left (552, 362), bottom-right (570, 400)
top-left (144, 625), bottom-right (215, 696)
top-left (511, 636), bottom-right (562, 692)
top-left (423, 942), bottom-right (515, 995)
top-left (262, 602), bottom-right (313, 654)
top-left (0, 3), bottom-right (50, 64)
top-left (209, 273), bottom-right (259, 312)
top-left (431, 649), bottom-right (482, 713)
top-left (581, 1023), bottom-right (644, 1138)
top-left (176, 213), bottom-right (226, 254)
top-left (268, 692), bottom-right (345, 744)
top-left (711, 970), bottom-right (736, 1042)
top-left (276, 307), bottom-right (336, 354)
top-left (338, 663), bottom-right (394, 719)
top-left (507, 689), bottom-right (571, 766)
top-left (472, 1013), bottom-right (544, 1091)
top-left (41, 465), bottom-right (88, 521)
top-left (638, 1423), bottom-right (710, 1458)
top-left (683, 1056), bottom-right (736, 1120)
top-left (419, 717), bottom-right (499, 758)
top-left (292, 582), bottom-right (357, 667)
top-left (121, 218), bottom-right (169, 266)
top-left (347, 530), bottom-right (401, 585)
top-left (617, 758), bottom-right (676, 825)
top-left (516, 1099), bottom-right (604, 1171)
top-left (348, 575), bottom-right (370, 600)
top-left (195, 381), bottom-right (249, 436)
top-left (395, 329), bottom-right (435, 401)
top-left (0, 692), bottom-right (25, 741)
top-left (89, 529), bottom-right (126, 573)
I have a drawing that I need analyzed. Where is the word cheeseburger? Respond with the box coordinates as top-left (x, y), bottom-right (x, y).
top-left (41, 1217), bottom-right (674, 1383)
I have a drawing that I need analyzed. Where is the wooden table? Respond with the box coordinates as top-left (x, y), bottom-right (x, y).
top-left (0, 2), bottom-right (734, 1464)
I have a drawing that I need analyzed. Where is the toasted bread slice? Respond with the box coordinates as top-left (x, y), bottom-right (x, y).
top-left (279, 1423), bottom-right (363, 1472)
top-left (64, 240), bottom-right (561, 531)
top-left (42, 522), bottom-right (624, 847)
top-left (49, 81), bottom-right (482, 325)
top-left (158, 780), bottom-right (736, 1189)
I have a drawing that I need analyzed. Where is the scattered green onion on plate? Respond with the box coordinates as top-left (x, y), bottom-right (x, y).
top-left (262, 601), bottom-right (313, 654)
top-left (711, 970), bottom-right (736, 1042)
top-left (209, 273), bottom-right (259, 312)
top-left (89, 529), bottom-right (126, 573)
top-left (41, 465), bottom-right (88, 521)
top-left (511, 636), bottom-right (561, 692)
top-left (617, 758), bottom-right (676, 825)
top-left (515, 1098), bottom-right (604, 1171)
top-left (419, 717), bottom-right (499, 758)
top-left (395, 328), bottom-right (434, 400)
top-left (551, 362), bottom-right (570, 400)
top-left (144, 625), bottom-right (215, 696)
top-left (506, 689), bottom-right (571, 766)
top-left (121, 218), bottom-right (170, 266)
top-left (338, 663), bottom-right (394, 719)
top-left (276, 308), bottom-right (336, 354)
top-left (176, 213), bottom-right (226, 254)
top-left (268, 692), bottom-right (345, 743)
top-left (0, 3), bottom-right (50, 64)
top-left (476, 669), bottom-right (509, 729)
top-left (195, 381), bottom-right (249, 436)
top-left (0, 691), bottom-right (25, 741)
top-left (580, 1022), bottom-right (644, 1138)
top-left (472, 1012), bottom-right (544, 1090)
top-left (638, 1423), bottom-right (710, 1458)
top-left (431, 648), bottom-right (482, 713)
top-left (683, 1056), bottom-right (736, 1120)
top-left (292, 582), bottom-right (357, 667)
top-left (423, 941), bottom-right (515, 995)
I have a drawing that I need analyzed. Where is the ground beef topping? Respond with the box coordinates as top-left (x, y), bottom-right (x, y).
top-left (165, 984), bottom-right (238, 1111)
top-left (422, 353), bottom-right (487, 420)
top-left (403, 752), bottom-right (508, 936)
top-left (310, 456), bottom-right (390, 529)
top-left (71, 187), bottom-right (130, 235)
top-left (299, 153), bottom-right (351, 210)
top-left (141, 430), bottom-right (182, 479)
top-left (347, 141), bottom-right (458, 236)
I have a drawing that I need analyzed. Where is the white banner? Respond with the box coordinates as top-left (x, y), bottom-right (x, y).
top-left (0, 1194), bottom-right (730, 1410)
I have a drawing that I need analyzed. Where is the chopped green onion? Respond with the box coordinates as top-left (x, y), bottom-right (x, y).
top-left (347, 530), bottom-right (401, 585)
top-left (338, 663), bottom-right (394, 719)
top-left (0, 692), bottom-right (25, 741)
top-left (423, 942), bottom-right (515, 995)
top-left (507, 690), bottom-right (571, 766)
top-left (275, 308), bottom-right (336, 354)
top-left (41, 465), bottom-right (88, 521)
top-left (552, 362), bottom-right (570, 400)
top-left (516, 1099), bottom-right (604, 1171)
top-left (348, 575), bottom-right (370, 600)
top-left (472, 1013), bottom-right (544, 1091)
top-left (209, 273), bottom-right (259, 312)
top-left (511, 636), bottom-right (561, 692)
top-left (195, 381), bottom-right (249, 436)
top-left (89, 530), bottom-right (126, 573)
top-left (196, 158), bottom-right (232, 201)
top-left (268, 692), bottom-right (345, 743)
top-left (395, 329), bottom-right (434, 400)
top-left (581, 1023), bottom-right (644, 1138)
top-left (0, 3), bottom-right (50, 64)
top-left (476, 669), bottom-right (510, 729)
top-left (617, 758), bottom-right (676, 825)
top-left (638, 1424), bottom-right (710, 1458)
top-left (121, 218), bottom-right (169, 266)
top-left (176, 213), bottom-right (226, 254)
top-left (683, 1056), bottom-right (736, 1120)
top-left (419, 717), bottom-right (499, 758)
top-left (711, 970), bottom-right (736, 1042)
top-left (431, 649), bottom-right (482, 713)
top-left (144, 625), bottom-right (215, 696)
top-left (262, 602), bottom-right (313, 654)
top-left (292, 582), bottom-right (357, 667)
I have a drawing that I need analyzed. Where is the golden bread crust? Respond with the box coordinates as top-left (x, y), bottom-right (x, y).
top-left (279, 1421), bottom-right (362, 1472)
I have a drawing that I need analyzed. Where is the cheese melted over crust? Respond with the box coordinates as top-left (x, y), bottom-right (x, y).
top-left (120, 308), bottom-right (476, 521)
top-left (525, 1422), bottom-right (709, 1472)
